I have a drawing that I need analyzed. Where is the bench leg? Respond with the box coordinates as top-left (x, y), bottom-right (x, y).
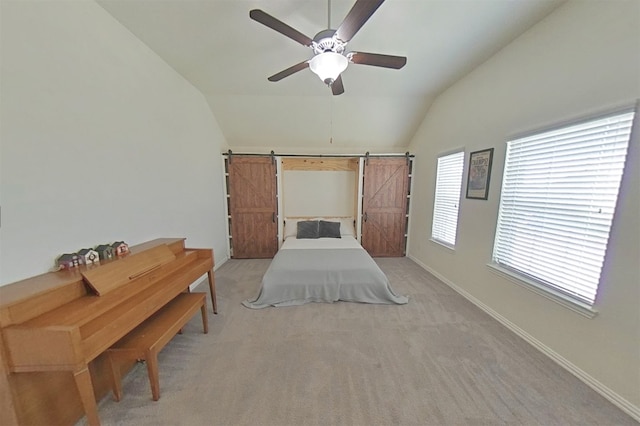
top-left (73, 366), bottom-right (101, 426)
top-left (201, 302), bottom-right (209, 334)
top-left (146, 350), bottom-right (161, 401)
top-left (107, 354), bottom-right (123, 402)
top-left (207, 270), bottom-right (218, 314)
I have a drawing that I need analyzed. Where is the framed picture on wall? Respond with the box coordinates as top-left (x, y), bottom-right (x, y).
top-left (466, 148), bottom-right (494, 200)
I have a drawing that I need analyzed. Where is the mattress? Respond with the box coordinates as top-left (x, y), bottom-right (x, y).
top-left (242, 236), bottom-right (408, 308)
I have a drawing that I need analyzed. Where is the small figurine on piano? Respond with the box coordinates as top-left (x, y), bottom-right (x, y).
top-left (56, 253), bottom-right (80, 270)
top-left (111, 241), bottom-right (129, 257)
top-left (77, 248), bottom-right (100, 265)
top-left (95, 244), bottom-right (115, 260)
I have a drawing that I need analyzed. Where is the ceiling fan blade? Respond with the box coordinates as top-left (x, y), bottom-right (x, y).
top-left (349, 51), bottom-right (407, 69)
top-left (268, 61), bottom-right (310, 82)
top-left (250, 9), bottom-right (313, 47)
top-left (331, 75), bottom-right (345, 95)
top-left (335, 0), bottom-right (385, 43)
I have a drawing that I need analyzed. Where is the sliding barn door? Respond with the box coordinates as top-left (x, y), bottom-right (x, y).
top-left (361, 158), bottom-right (409, 257)
top-left (228, 156), bottom-right (278, 258)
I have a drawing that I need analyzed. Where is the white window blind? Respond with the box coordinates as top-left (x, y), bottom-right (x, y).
top-left (493, 110), bottom-right (635, 306)
top-left (432, 151), bottom-right (464, 247)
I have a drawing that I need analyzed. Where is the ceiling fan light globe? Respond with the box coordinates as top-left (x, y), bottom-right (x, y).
top-left (309, 52), bottom-right (348, 85)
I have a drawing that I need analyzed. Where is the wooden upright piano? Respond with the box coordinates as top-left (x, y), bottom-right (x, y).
top-left (0, 238), bottom-right (216, 426)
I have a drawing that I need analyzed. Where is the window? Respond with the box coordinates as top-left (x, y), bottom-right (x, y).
top-left (432, 151), bottom-right (465, 247)
top-left (492, 109), bottom-right (635, 308)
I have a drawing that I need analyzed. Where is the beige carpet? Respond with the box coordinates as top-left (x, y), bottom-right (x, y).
top-left (85, 258), bottom-right (637, 426)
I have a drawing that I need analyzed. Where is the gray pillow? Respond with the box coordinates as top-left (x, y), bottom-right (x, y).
top-left (297, 220), bottom-right (319, 239)
top-left (319, 220), bottom-right (341, 238)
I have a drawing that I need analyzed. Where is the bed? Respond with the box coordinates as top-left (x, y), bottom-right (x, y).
top-left (242, 218), bottom-right (408, 309)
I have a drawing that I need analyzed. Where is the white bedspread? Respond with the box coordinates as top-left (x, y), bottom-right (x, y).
top-left (242, 236), bottom-right (408, 309)
top-left (280, 236), bottom-right (363, 250)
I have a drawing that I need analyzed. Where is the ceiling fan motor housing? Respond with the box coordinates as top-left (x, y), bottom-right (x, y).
top-left (312, 29), bottom-right (346, 54)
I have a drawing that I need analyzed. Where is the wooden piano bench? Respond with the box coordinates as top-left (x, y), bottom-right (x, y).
top-left (105, 292), bottom-right (208, 402)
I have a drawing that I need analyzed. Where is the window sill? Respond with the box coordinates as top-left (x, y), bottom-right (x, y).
top-left (429, 238), bottom-right (455, 252)
top-left (486, 263), bottom-right (598, 319)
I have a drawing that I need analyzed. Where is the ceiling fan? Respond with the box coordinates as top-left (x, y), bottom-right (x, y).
top-left (250, 0), bottom-right (407, 95)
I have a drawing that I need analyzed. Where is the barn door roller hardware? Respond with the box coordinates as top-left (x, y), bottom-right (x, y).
top-left (221, 151), bottom-right (414, 160)
top-left (227, 149), bottom-right (233, 164)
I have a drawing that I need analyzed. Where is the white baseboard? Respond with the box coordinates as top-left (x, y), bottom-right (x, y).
top-left (407, 254), bottom-right (640, 423)
top-left (214, 255), bottom-right (229, 271)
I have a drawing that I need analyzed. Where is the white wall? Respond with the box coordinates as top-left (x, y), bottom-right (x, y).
top-left (282, 171), bottom-right (357, 218)
top-left (408, 0), bottom-right (640, 417)
top-left (0, 0), bottom-right (229, 285)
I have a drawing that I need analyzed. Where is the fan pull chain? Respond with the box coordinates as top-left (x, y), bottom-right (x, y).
top-left (330, 96), bottom-right (333, 144)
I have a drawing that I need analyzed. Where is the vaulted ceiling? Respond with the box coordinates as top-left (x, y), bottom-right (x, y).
top-left (97, 0), bottom-right (565, 153)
